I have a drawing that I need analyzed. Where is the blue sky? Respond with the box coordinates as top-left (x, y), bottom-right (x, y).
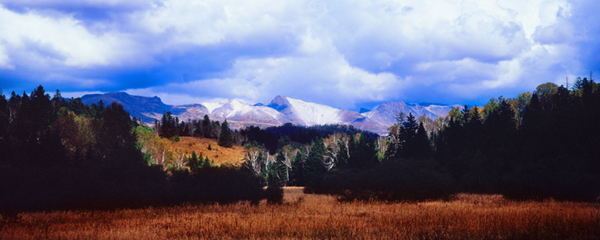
top-left (0, 0), bottom-right (599, 111)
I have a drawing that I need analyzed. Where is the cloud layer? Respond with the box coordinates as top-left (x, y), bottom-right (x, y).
top-left (1, 0), bottom-right (598, 109)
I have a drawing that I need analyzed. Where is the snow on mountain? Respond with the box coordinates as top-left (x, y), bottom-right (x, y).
top-left (81, 92), bottom-right (456, 135)
top-left (209, 99), bottom-right (284, 125)
top-left (268, 96), bottom-right (343, 126)
top-left (201, 101), bottom-right (226, 113)
top-left (173, 103), bottom-right (210, 121)
top-left (363, 101), bottom-right (456, 128)
top-left (266, 96), bottom-right (388, 133)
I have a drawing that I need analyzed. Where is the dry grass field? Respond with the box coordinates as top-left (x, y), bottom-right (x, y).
top-left (171, 137), bottom-right (246, 166)
top-left (1, 187), bottom-right (599, 239)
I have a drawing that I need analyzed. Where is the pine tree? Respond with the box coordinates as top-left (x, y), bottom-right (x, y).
top-left (398, 112), bottom-right (419, 158)
top-left (290, 146), bottom-right (306, 186)
top-left (412, 122), bottom-right (432, 160)
top-left (348, 133), bottom-right (377, 168)
top-left (202, 114), bottom-right (211, 138)
top-left (266, 151), bottom-right (285, 204)
top-left (188, 151), bottom-right (200, 172)
top-left (337, 138), bottom-right (349, 168)
top-left (202, 155), bottom-right (213, 168)
top-left (305, 138), bottom-right (326, 188)
top-left (218, 120), bottom-right (233, 148)
top-left (0, 90), bottom-right (10, 163)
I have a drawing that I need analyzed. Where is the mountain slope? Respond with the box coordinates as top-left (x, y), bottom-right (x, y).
top-left (362, 101), bottom-right (457, 128)
top-left (209, 99), bottom-right (284, 125)
top-left (82, 92), bottom-right (456, 134)
top-left (267, 96), bottom-right (388, 133)
top-left (81, 92), bottom-right (175, 123)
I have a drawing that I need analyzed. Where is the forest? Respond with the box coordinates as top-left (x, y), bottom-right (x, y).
top-left (224, 77), bottom-right (600, 202)
top-left (305, 78), bottom-right (600, 202)
top-left (0, 86), bottom-right (264, 216)
top-left (1, 77), bottom-right (599, 216)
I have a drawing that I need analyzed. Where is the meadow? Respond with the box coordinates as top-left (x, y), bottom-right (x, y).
top-left (1, 188), bottom-right (599, 239)
top-left (171, 136), bottom-right (246, 166)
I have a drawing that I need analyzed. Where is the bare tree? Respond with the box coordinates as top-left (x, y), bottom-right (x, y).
top-left (242, 147), bottom-right (264, 176)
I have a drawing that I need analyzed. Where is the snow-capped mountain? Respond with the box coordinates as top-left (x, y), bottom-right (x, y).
top-left (82, 92), bottom-right (456, 134)
top-left (207, 99), bottom-right (283, 125)
top-left (362, 101), bottom-right (458, 128)
top-left (268, 96), bottom-right (343, 126)
top-left (267, 95), bottom-right (387, 133)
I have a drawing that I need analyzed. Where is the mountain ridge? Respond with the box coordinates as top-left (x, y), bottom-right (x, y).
top-left (81, 92), bottom-right (458, 134)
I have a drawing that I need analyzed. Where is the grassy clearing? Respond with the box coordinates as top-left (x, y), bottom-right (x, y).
top-left (171, 137), bottom-right (246, 166)
top-left (1, 188), bottom-right (599, 239)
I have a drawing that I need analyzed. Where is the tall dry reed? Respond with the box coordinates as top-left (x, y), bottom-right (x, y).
top-left (1, 188), bottom-right (599, 239)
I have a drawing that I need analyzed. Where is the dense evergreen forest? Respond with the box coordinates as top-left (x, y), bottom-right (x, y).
top-left (0, 86), bottom-right (264, 215)
top-left (303, 78), bottom-right (600, 202)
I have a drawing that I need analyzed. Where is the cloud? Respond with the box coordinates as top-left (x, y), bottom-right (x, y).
top-left (130, 29), bottom-right (408, 109)
top-left (0, 5), bottom-right (142, 68)
top-left (0, 44), bottom-right (14, 69)
top-left (0, 0), bottom-right (598, 109)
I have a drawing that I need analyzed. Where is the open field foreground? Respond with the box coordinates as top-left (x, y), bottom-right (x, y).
top-left (1, 188), bottom-right (599, 240)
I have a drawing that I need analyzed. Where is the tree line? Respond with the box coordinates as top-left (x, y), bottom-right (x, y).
top-left (153, 111), bottom-right (237, 148)
top-left (0, 86), bottom-right (264, 216)
top-left (237, 77), bottom-right (600, 202)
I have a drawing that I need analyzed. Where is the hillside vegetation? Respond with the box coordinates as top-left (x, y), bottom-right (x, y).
top-left (0, 86), bottom-right (265, 215)
top-left (170, 137), bottom-right (245, 166)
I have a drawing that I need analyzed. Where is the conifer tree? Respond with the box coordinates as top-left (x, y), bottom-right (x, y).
top-left (290, 146), bottom-right (306, 186)
top-left (398, 112), bottom-right (419, 159)
top-left (412, 122), bottom-right (432, 160)
top-left (218, 120), bottom-right (233, 148)
top-left (202, 114), bottom-right (211, 138)
top-left (266, 152), bottom-right (285, 204)
top-left (337, 138), bottom-right (349, 168)
top-left (305, 138), bottom-right (326, 188)
top-left (348, 133), bottom-right (377, 168)
top-left (0, 90), bottom-right (9, 163)
top-left (188, 151), bottom-right (200, 172)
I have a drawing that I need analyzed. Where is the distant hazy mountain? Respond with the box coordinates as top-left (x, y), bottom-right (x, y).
top-left (362, 101), bottom-right (458, 129)
top-left (82, 92), bottom-right (457, 134)
top-left (81, 92), bottom-right (177, 121)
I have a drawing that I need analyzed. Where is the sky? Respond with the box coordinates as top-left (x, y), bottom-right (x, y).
top-left (0, 0), bottom-right (599, 111)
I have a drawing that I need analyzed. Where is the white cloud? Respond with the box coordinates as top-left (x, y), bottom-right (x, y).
top-left (0, 5), bottom-right (141, 69)
top-left (133, 31), bottom-right (408, 109)
top-left (129, 0), bottom-right (307, 48)
top-left (0, 44), bottom-right (14, 69)
top-left (1, 0), bottom-right (596, 107)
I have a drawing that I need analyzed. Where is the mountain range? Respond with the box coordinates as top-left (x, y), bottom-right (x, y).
top-left (81, 92), bottom-right (458, 135)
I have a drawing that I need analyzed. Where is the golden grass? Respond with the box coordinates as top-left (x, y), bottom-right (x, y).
top-left (1, 189), bottom-right (599, 239)
top-left (171, 137), bottom-right (246, 166)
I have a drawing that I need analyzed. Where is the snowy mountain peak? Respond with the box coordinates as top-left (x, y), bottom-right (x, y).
top-left (82, 92), bottom-right (457, 135)
top-left (362, 101), bottom-right (457, 128)
top-left (284, 97), bottom-right (342, 126)
top-left (267, 95), bottom-right (291, 111)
